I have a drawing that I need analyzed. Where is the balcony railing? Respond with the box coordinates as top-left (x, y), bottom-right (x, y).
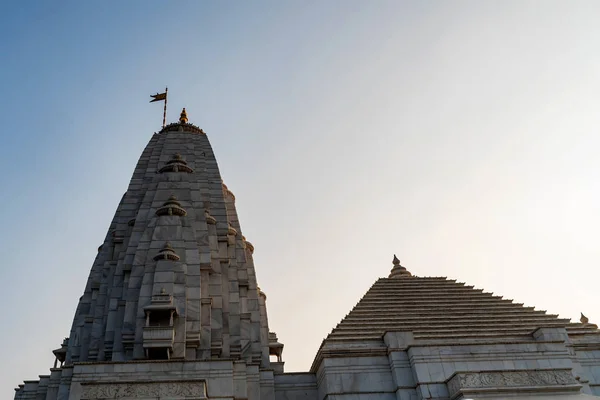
top-left (142, 326), bottom-right (175, 348)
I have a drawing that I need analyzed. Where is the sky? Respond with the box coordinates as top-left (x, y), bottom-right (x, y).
top-left (2, 0), bottom-right (600, 397)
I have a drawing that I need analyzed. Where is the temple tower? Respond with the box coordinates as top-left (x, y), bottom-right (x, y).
top-left (15, 110), bottom-right (284, 400)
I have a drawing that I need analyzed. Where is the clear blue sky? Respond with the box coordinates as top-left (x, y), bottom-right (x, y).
top-left (2, 1), bottom-right (600, 396)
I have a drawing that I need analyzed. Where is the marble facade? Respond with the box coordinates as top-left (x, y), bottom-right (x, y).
top-left (14, 111), bottom-right (600, 400)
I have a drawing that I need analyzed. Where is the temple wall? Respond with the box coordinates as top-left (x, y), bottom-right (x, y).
top-left (15, 328), bottom-right (600, 400)
top-left (61, 359), bottom-right (270, 400)
top-left (569, 342), bottom-right (600, 396)
top-left (274, 373), bottom-right (318, 400)
top-left (300, 329), bottom-right (596, 400)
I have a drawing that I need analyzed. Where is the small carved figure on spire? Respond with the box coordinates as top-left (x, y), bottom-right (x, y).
top-left (581, 313), bottom-right (589, 324)
top-left (179, 108), bottom-right (188, 124)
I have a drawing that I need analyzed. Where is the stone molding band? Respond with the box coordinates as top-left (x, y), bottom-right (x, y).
top-left (447, 369), bottom-right (580, 399)
top-left (81, 380), bottom-right (207, 399)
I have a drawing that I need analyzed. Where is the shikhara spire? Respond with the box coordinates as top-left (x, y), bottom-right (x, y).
top-left (60, 108), bottom-right (281, 365)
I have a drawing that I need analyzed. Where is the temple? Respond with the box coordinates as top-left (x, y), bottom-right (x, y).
top-left (14, 110), bottom-right (600, 400)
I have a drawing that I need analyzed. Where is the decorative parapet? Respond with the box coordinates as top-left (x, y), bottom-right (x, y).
top-left (142, 326), bottom-right (175, 346)
top-left (156, 195), bottom-right (187, 216)
top-left (150, 290), bottom-right (173, 306)
top-left (142, 326), bottom-right (174, 346)
top-left (81, 381), bottom-right (207, 399)
top-left (446, 369), bottom-right (580, 399)
top-left (159, 121), bottom-right (206, 135)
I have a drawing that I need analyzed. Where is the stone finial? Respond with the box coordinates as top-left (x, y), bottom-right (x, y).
top-left (179, 108), bottom-right (188, 123)
top-left (581, 313), bottom-right (589, 324)
top-left (389, 254), bottom-right (412, 278)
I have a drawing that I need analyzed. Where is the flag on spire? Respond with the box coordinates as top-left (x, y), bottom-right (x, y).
top-left (150, 91), bottom-right (167, 102)
top-left (150, 87), bottom-right (168, 128)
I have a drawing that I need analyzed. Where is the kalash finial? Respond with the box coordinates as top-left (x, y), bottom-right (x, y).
top-left (389, 254), bottom-right (412, 278)
top-left (581, 313), bottom-right (589, 324)
top-left (179, 108), bottom-right (188, 124)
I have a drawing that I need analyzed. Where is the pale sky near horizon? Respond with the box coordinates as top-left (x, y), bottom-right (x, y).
top-left (2, 1), bottom-right (600, 397)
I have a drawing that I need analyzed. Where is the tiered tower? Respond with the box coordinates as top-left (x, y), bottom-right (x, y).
top-left (15, 109), bottom-right (284, 400)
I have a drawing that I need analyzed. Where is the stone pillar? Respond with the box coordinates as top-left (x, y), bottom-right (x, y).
top-left (45, 368), bottom-right (63, 400)
top-left (384, 332), bottom-right (418, 400)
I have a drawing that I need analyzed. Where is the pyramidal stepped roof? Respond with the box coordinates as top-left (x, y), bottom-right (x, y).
top-left (327, 257), bottom-right (598, 342)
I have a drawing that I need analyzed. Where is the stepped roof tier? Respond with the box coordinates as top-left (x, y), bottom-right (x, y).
top-left (328, 274), bottom-right (598, 341)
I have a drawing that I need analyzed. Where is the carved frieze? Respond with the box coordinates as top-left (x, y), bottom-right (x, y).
top-left (81, 380), bottom-right (207, 399)
top-left (447, 369), bottom-right (579, 399)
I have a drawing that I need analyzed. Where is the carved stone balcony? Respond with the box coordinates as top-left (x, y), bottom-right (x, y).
top-left (142, 326), bottom-right (175, 349)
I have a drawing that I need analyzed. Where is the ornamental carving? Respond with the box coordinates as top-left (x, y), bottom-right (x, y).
top-left (156, 195), bottom-right (187, 216)
top-left (81, 381), bottom-right (207, 399)
top-left (159, 153), bottom-right (194, 173)
top-left (204, 210), bottom-right (216, 225)
top-left (447, 369), bottom-right (578, 398)
top-left (153, 242), bottom-right (181, 261)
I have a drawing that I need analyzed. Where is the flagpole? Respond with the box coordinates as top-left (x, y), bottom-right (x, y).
top-left (163, 87), bottom-right (168, 128)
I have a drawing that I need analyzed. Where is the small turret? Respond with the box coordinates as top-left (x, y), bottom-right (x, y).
top-left (153, 242), bottom-right (181, 261)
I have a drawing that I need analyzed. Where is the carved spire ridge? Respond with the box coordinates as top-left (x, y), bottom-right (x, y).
top-left (581, 313), bottom-right (589, 324)
top-left (389, 254), bottom-right (411, 278)
top-left (179, 108), bottom-right (188, 124)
